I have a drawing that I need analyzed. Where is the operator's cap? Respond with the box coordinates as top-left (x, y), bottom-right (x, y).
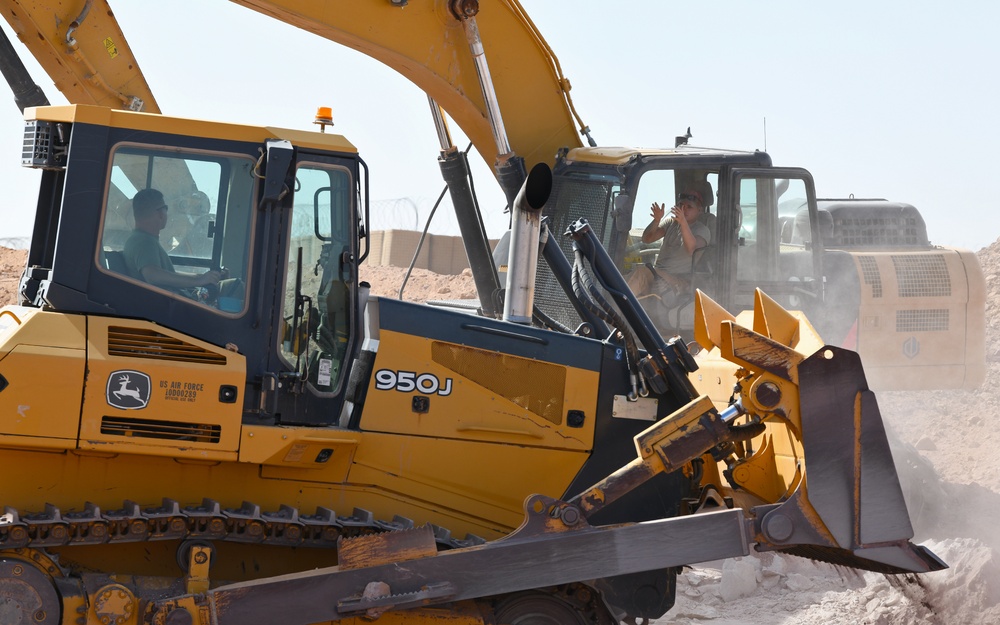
top-left (682, 180), bottom-right (715, 208)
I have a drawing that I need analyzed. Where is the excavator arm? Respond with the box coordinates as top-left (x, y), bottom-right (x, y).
top-left (1, 0), bottom-right (587, 171)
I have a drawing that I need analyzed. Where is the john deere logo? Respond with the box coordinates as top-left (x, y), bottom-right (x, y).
top-left (106, 370), bottom-right (151, 410)
top-left (902, 337), bottom-right (920, 359)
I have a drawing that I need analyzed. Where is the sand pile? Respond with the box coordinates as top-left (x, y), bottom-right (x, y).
top-left (0, 246), bottom-right (24, 305)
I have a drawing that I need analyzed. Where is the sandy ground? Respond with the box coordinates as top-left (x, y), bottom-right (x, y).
top-left (3, 242), bottom-right (1000, 624)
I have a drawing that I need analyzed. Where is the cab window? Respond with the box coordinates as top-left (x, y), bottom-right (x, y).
top-left (278, 163), bottom-right (354, 395)
top-left (628, 170), bottom-right (718, 273)
top-left (99, 146), bottom-right (255, 314)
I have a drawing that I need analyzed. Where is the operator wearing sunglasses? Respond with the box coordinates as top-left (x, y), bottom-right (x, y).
top-left (625, 188), bottom-right (711, 302)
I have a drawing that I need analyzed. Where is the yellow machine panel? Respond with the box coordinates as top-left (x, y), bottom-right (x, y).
top-left (79, 316), bottom-right (246, 460)
top-left (350, 431), bottom-right (589, 533)
top-left (361, 329), bottom-right (599, 451)
top-left (0, 307), bottom-right (86, 446)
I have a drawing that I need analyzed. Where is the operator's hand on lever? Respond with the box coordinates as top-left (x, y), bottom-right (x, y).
top-left (196, 269), bottom-right (225, 287)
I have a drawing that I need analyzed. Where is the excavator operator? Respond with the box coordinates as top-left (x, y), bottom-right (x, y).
top-left (625, 186), bottom-right (712, 303)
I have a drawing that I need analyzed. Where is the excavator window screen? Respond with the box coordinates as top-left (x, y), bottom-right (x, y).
top-left (278, 163), bottom-right (354, 395)
top-left (535, 176), bottom-right (615, 328)
top-left (98, 145), bottom-right (255, 315)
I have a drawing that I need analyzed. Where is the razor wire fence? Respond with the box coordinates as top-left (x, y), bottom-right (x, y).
top-left (367, 196), bottom-right (509, 238)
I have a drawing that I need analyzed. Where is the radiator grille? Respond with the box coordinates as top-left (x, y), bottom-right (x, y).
top-left (108, 327), bottom-right (227, 365)
top-left (896, 309), bottom-right (949, 332)
top-left (101, 416), bottom-right (221, 443)
top-left (892, 255), bottom-right (951, 297)
top-left (431, 342), bottom-right (565, 424)
top-left (857, 256), bottom-right (882, 298)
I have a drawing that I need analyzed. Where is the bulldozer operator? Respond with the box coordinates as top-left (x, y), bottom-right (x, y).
top-left (626, 186), bottom-right (712, 303)
top-left (123, 188), bottom-right (228, 293)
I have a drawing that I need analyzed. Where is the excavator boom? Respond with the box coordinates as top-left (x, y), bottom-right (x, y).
top-left (230, 0), bottom-right (585, 170)
top-left (1, 0), bottom-right (585, 171)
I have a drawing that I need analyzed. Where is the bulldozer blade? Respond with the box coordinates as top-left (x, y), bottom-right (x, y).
top-left (693, 289), bottom-right (735, 352)
top-left (152, 497), bottom-right (752, 625)
top-left (752, 288), bottom-right (800, 348)
top-left (755, 345), bottom-right (945, 573)
top-left (694, 289), bottom-right (945, 574)
top-left (337, 525), bottom-right (439, 571)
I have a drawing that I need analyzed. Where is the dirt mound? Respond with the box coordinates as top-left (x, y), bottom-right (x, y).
top-left (980, 238), bottom-right (1000, 359)
top-left (0, 247), bottom-right (26, 305)
top-left (360, 265), bottom-right (477, 302)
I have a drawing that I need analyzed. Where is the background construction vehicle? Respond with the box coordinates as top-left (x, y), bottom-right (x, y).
top-left (0, 2), bottom-right (954, 623)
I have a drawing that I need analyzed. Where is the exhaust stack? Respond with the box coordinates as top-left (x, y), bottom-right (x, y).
top-left (503, 163), bottom-right (552, 324)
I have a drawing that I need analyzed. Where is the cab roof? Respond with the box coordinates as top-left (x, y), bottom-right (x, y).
top-left (25, 104), bottom-right (358, 154)
top-left (564, 144), bottom-right (763, 166)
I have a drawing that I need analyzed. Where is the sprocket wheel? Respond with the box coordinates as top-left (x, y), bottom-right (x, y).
top-left (492, 591), bottom-right (591, 625)
top-left (0, 557), bottom-right (61, 624)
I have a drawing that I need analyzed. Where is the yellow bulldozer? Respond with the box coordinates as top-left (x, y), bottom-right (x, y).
top-left (0, 101), bottom-right (943, 625)
top-left (0, 2), bottom-right (955, 624)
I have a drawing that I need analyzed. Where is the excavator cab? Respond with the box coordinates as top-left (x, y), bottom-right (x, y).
top-left (539, 148), bottom-right (984, 390)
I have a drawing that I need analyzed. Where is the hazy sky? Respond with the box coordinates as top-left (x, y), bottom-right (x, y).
top-left (1, 1), bottom-right (998, 250)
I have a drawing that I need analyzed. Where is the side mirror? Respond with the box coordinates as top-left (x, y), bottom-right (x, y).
top-left (261, 140), bottom-right (294, 206)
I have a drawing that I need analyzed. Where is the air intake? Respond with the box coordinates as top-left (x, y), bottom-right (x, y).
top-left (892, 255), bottom-right (951, 298)
top-left (857, 256), bottom-right (882, 298)
top-left (22, 120), bottom-right (67, 170)
top-left (896, 309), bottom-right (949, 332)
top-left (108, 327), bottom-right (227, 365)
top-left (101, 416), bottom-right (221, 443)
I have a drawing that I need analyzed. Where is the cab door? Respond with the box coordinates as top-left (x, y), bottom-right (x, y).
top-left (268, 153), bottom-right (364, 426)
top-left (719, 167), bottom-right (825, 316)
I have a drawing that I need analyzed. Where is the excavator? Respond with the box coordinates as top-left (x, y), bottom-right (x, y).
top-left (0, 1), bottom-right (952, 624)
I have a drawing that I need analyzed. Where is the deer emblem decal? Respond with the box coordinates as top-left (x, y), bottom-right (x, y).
top-left (106, 370), bottom-right (151, 410)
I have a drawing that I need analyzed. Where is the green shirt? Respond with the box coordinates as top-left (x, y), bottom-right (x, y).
top-left (653, 218), bottom-right (711, 274)
top-left (123, 230), bottom-right (173, 282)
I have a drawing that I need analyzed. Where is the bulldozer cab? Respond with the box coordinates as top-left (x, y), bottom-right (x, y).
top-left (19, 105), bottom-right (367, 426)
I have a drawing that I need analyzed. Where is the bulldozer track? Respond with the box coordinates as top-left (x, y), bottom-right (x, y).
top-left (0, 500), bottom-right (617, 625)
top-left (0, 498), bottom-right (487, 552)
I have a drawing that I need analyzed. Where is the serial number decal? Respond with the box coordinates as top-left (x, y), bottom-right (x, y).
top-left (375, 369), bottom-right (453, 396)
top-left (159, 380), bottom-right (204, 403)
